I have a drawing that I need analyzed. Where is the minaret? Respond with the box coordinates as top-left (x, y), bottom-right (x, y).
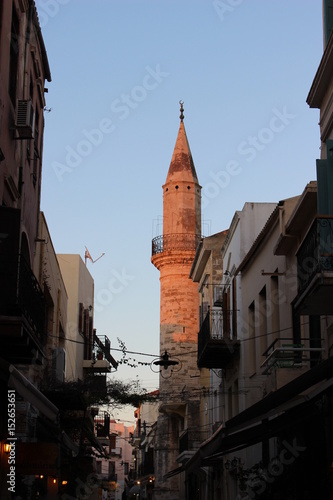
top-left (151, 102), bottom-right (201, 500)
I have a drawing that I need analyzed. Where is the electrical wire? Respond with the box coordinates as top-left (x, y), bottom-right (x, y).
top-left (46, 318), bottom-right (315, 359)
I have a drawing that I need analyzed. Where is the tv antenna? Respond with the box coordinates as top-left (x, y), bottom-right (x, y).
top-left (85, 246), bottom-right (105, 266)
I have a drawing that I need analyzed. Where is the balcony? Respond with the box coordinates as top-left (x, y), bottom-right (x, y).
top-left (177, 428), bottom-right (201, 464)
top-left (260, 337), bottom-right (324, 375)
top-left (82, 358), bottom-right (113, 373)
top-left (152, 233), bottom-right (202, 256)
top-left (0, 254), bottom-right (46, 363)
top-left (138, 457), bottom-right (154, 477)
top-left (197, 309), bottom-right (240, 369)
top-left (110, 446), bottom-right (122, 457)
top-left (83, 333), bottom-right (118, 373)
top-left (295, 217), bottom-right (333, 314)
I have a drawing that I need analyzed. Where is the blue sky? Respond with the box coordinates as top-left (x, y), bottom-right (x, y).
top-left (37, 0), bottom-right (323, 421)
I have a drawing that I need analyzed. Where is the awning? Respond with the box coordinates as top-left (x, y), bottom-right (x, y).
top-left (61, 431), bottom-right (80, 455)
top-left (202, 393), bottom-right (322, 465)
top-left (164, 465), bottom-right (185, 479)
top-left (165, 356), bottom-right (333, 477)
top-left (1, 360), bottom-right (59, 423)
top-left (83, 423), bottom-right (108, 458)
top-left (129, 484), bottom-right (140, 494)
top-left (16, 442), bottom-right (58, 475)
top-left (226, 355), bottom-right (333, 430)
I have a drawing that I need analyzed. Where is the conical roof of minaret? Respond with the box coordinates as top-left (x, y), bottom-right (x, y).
top-left (166, 102), bottom-right (198, 183)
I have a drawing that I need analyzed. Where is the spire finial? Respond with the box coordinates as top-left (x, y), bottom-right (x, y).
top-left (179, 100), bottom-right (184, 121)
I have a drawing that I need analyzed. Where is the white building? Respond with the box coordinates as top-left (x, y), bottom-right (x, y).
top-left (96, 418), bottom-right (135, 500)
top-left (57, 254), bottom-right (94, 381)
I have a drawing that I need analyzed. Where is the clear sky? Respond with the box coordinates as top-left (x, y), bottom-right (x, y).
top-left (37, 0), bottom-right (324, 422)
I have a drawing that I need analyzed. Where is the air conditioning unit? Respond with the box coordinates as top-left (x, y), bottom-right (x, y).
top-left (51, 347), bottom-right (66, 384)
top-left (15, 99), bottom-right (35, 138)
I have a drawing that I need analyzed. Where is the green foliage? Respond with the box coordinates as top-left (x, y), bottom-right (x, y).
top-left (116, 337), bottom-right (151, 368)
top-left (106, 379), bottom-right (157, 408)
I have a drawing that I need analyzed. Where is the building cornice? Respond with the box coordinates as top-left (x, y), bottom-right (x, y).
top-left (307, 32), bottom-right (333, 109)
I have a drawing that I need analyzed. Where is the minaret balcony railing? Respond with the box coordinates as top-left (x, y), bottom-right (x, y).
top-left (152, 233), bottom-right (202, 256)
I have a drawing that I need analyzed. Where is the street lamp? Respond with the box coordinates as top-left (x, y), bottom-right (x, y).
top-left (151, 351), bottom-right (182, 378)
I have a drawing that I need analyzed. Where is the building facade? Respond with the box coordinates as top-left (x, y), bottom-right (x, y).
top-left (57, 254), bottom-right (95, 382)
top-left (0, 2), bottom-right (56, 498)
top-left (0, 4), bottom-right (117, 497)
top-left (132, 392), bottom-right (159, 498)
top-left (95, 418), bottom-right (135, 500)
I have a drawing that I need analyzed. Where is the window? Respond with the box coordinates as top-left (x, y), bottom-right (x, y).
top-left (259, 286), bottom-right (267, 357)
top-left (233, 379), bottom-right (239, 415)
top-left (248, 301), bottom-right (256, 374)
top-left (323, 0), bottom-right (333, 47)
top-left (223, 290), bottom-right (230, 338)
top-left (232, 279), bottom-right (237, 339)
top-left (228, 386), bottom-right (232, 420)
top-left (292, 304), bottom-right (302, 364)
top-left (270, 275), bottom-right (280, 344)
top-left (309, 315), bottom-right (321, 368)
top-left (109, 461), bottom-right (115, 475)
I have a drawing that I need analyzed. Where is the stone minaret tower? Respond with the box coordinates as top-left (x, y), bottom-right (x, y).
top-left (151, 102), bottom-right (201, 499)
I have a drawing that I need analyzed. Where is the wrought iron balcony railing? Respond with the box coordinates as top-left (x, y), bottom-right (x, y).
top-left (297, 217), bottom-right (333, 295)
top-left (198, 308), bottom-right (224, 351)
top-left (197, 309), bottom-right (239, 369)
top-left (179, 428), bottom-right (201, 454)
top-left (260, 337), bottom-right (324, 374)
top-left (152, 233), bottom-right (202, 256)
top-left (0, 253), bottom-right (46, 344)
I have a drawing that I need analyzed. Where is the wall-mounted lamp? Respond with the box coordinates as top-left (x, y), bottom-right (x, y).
top-left (4, 443), bottom-right (10, 453)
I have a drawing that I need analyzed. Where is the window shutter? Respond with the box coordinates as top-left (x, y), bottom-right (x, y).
top-left (316, 140), bottom-right (333, 215)
top-left (324, 0), bottom-right (333, 47)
